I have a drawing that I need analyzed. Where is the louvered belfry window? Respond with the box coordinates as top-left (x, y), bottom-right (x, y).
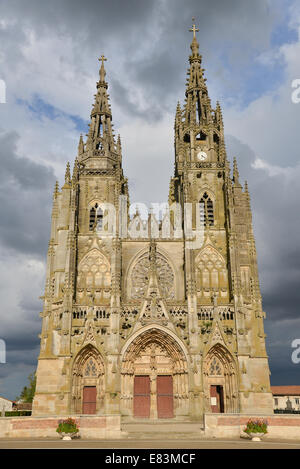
top-left (199, 192), bottom-right (214, 227)
top-left (89, 203), bottom-right (103, 231)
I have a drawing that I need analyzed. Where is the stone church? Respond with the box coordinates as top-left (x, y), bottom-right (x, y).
top-left (32, 24), bottom-right (273, 420)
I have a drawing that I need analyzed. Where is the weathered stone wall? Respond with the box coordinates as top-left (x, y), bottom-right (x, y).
top-left (0, 415), bottom-right (121, 439)
top-left (204, 414), bottom-right (300, 440)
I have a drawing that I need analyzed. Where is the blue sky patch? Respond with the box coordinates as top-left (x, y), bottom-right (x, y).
top-left (16, 94), bottom-right (89, 134)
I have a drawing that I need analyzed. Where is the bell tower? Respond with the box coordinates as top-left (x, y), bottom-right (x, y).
top-left (32, 57), bottom-right (128, 416)
top-left (169, 20), bottom-right (273, 415)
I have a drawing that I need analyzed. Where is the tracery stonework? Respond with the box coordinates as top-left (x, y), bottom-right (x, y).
top-left (196, 245), bottom-right (229, 302)
top-left (130, 253), bottom-right (174, 300)
top-left (77, 249), bottom-right (111, 305)
top-left (33, 22), bottom-right (274, 419)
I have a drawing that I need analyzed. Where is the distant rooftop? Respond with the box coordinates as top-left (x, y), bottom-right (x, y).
top-left (0, 395), bottom-right (14, 402)
top-left (271, 386), bottom-right (300, 396)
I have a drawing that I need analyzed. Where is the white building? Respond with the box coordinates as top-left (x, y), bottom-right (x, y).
top-left (271, 386), bottom-right (300, 412)
top-left (0, 396), bottom-right (14, 413)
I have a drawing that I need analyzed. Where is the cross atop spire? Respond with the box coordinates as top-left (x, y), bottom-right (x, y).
top-left (188, 18), bottom-right (200, 59)
top-left (98, 55), bottom-right (107, 66)
top-left (189, 17), bottom-right (199, 39)
top-left (98, 55), bottom-right (107, 83)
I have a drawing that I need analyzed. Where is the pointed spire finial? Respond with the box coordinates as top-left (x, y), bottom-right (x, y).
top-left (72, 158), bottom-right (79, 184)
top-left (78, 134), bottom-right (84, 156)
top-left (53, 180), bottom-right (59, 199)
top-left (233, 157), bottom-right (241, 186)
top-left (65, 162), bottom-right (71, 184)
top-left (244, 180), bottom-right (250, 200)
top-left (175, 101), bottom-right (181, 122)
top-left (98, 55), bottom-right (107, 83)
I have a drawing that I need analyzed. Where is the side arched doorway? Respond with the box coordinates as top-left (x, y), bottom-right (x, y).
top-left (121, 328), bottom-right (189, 419)
top-left (71, 345), bottom-right (105, 414)
top-left (203, 344), bottom-right (239, 413)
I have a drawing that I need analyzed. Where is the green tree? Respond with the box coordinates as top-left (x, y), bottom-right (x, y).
top-left (16, 372), bottom-right (36, 402)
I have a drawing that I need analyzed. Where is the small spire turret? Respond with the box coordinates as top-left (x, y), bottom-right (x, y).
top-left (53, 180), bottom-right (59, 199)
top-left (233, 157), bottom-right (241, 187)
top-left (64, 162), bottom-right (71, 185)
top-left (72, 158), bottom-right (79, 185)
top-left (78, 134), bottom-right (84, 156)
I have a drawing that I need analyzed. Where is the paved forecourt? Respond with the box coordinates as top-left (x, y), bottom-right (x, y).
top-left (0, 438), bottom-right (300, 449)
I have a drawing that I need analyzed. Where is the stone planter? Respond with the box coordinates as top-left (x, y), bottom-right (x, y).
top-left (59, 432), bottom-right (78, 440)
top-left (247, 432), bottom-right (266, 442)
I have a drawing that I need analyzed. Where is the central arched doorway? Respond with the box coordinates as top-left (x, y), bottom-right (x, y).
top-left (121, 328), bottom-right (189, 419)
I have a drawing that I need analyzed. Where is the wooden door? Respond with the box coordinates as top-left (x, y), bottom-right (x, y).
top-left (157, 375), bottom-right (173, 419)
top-left (82, 386), bottom-right (97, 414)
top-left (210, 385), bottom-right (224, 413)
top-left (134, 375), bottom-right (150, 418)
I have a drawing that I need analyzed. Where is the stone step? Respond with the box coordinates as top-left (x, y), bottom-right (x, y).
top-left (121, 421), bottom-right (204, 439)
top-left (123, 431), bottom-right (205, 440)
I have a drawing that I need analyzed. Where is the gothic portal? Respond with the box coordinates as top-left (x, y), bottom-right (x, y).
top-left (32, 23), bottom-right (273, 419)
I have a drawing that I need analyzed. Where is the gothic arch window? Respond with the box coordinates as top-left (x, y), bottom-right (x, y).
top-left (196, 94), bottom-right (201, 122)
top-left (196, 246), bottom-right (228, 299)
top-left (129, 252), bottom-right (175, 300)
top-left (89, 203), bottom-right (103, 231)
top-left (196, 131), bottom-right (207, 141)
top-left (213, 133), bottom-right (219, 145)
top-left (209, 357), bottom-right (222, 376)
top-left (84, 357), bottom-right (98, 377)
top-left (200, 192), bottom-right (214, 227)
top-left (98, 115), bottom-right (103, 136)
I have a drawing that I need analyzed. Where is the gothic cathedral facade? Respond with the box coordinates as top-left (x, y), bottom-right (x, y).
top-left (32, 26), bottom-right (273, 419)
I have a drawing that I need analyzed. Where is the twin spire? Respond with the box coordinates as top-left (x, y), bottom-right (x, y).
top-left (174, 19), bottom-right (225, 166)
top-left (78, 55), bottom-right (122, 164)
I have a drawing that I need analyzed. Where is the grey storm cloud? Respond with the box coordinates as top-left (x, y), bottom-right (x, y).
top-left (0, 0), bottom-right (299, 398)
top-left (226, 135), bottom-right (300, 384)
top-left (0, 129), bottom-right (55, 257)
top-left (226, 136), bottom-right (300, 320)
top-left (0, 0), bottom-right (280, 121)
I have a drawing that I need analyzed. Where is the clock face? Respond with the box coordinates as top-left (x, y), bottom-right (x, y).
top-left (197, 151), bottom-right (208, 161)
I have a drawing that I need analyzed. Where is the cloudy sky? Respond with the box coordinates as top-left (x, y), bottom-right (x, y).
top-left (0, 0), bottom-right (299, 400)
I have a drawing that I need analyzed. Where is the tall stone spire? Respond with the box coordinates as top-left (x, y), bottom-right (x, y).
top-left (183, 19), bottom-right (211, 127)
top-left (81, 55), bottom-right (120, 168)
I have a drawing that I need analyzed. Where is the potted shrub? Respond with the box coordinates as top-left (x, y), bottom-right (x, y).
top-left (56, 417), bottom-right (79, 440)
top-left (243, 419), bottom-right (268, 441)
